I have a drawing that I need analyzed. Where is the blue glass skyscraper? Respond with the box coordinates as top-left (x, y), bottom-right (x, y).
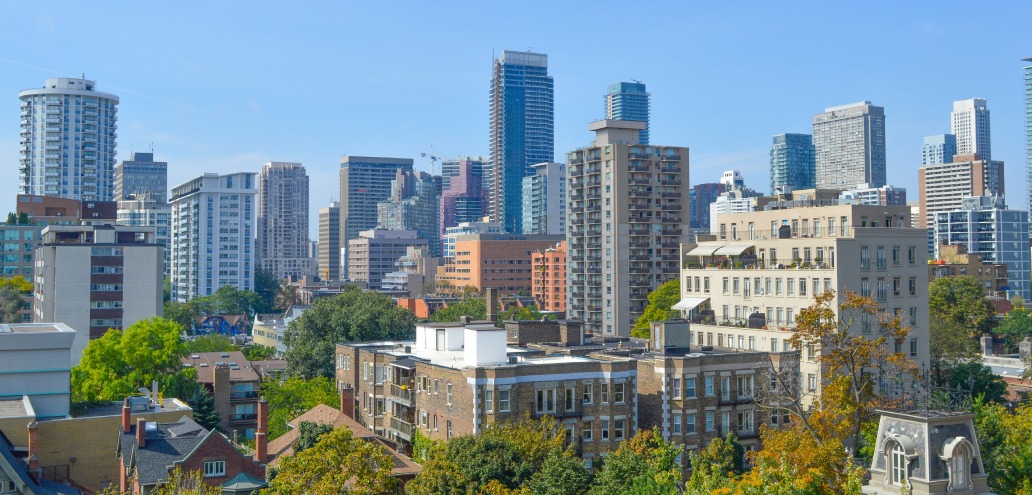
top-left (1024, 58), bottom-right (1032, 238)
top-left (489, 50), bottom-right (554, 234)
top-left (922, 134), bottom-right (957, 165)
top-left (605, 82), bottom-right (650, 145)
top-left (769, 133), bottom-right (815, 194)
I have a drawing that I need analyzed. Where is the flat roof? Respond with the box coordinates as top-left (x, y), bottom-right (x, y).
top-left (0, 397), bottom-right (30, 418)
top-left (0, 323), bottom-right (76, 334)
top-left (181, 351), bottom-right (260, 383)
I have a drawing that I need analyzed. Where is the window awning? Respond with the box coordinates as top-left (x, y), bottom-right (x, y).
top-left (671, 296), bottom-right (709, 311)
top-left (685, 245), bottom-right (720, 257)
top-left (714, 244), bottom-right (753, 256)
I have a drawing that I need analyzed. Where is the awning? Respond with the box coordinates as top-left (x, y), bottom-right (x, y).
top-left (685, 245), bottom-right (720, 257)
top-left (714, 244), bottom-right (753, 256)
top-left (671, 296), bottom-right (709, 311)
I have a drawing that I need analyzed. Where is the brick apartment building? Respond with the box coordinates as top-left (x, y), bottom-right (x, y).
top-left (181, 352), bottom-right (260, 439)
top-left (531, 240), bottom-right (566, 314)
top-left (434, 234), bottom-right (564, 294)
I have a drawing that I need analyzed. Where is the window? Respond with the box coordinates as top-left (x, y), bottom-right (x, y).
top-left (737, 410), bottom-right (754, 433)
top-left (447, 420), bottom-right (453, 439)
top-left (799, 278), bottom-right (807, 296)
top-left (672, 378), bottom-right (682, 399)
top-left (892, 246), bottom-right (901, 265)
top-left (720, 376), bottom-right (731, 401)
top-left (860, 247), bottom-right (869, 270)
top-left (203, 460), bottom-right (225, 478)
top-left (614, 418), bottom-right (625, 441)
top-left (737, 375), bottom-right (754, 398)
top-left (876, 246), bottom-right (886, 270)
top-left (787, 278), bottom-right (794, 295)
top-left (771, 338), bottom-right (778, 352)
top-left (893, 277), bottom-right (901, 296)
top-left (807, 374), bottom-right (816, 392)
top-left (446, 383), bottom-right (452, 406)
top-left (909, 307), bottom-right (918, 326)
top-left (601, 383), bottom-right (609, 403)
top-left (686, 377), bottom-right (697, 398)
top-left (910, 339), bottom-right (918, 357)
top-left (686, 413), bottom-right (696, 433)
top-left (861, 278), bottom-right (870, 297)
top-left (601, 419), bottom-right (610, 441)
top-left (565, 387), bottom-right (576, 411)
top-left (498, 389), bottom-right (511, 411)
top-left (947, 441), bottom-right (972, 489)
top-left (890, 441), bottom-right (908, 485)
top-left (908, 277), bottom-right (917, 296)
top-left (614, 382), bottom-right (625, 403)
top-left (907, 246), bottom-right (917, 265)
top-left (705, 375), bottom-right (714, 396)
top-left (583, 420), bottom-right (593, 442)
top-left (485, 389), bottom-right (494, 412)
top-left (723, 277), bottom-right (729, 294)
top-left (583, 383), bottom-right (593, 404)
top-left (673, 413), bottom-right (682, 434)
top-left (705, 411), bottom-right (715, 432)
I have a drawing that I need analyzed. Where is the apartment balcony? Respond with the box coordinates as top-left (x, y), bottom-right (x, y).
top-left (628, 162), bottom-right (650, 172)
top-left (661, 204), bottom-right (680, 211)
top-left (628, 228), bottom-right (650, 236)
top-left (629, 241), bottom-right (651, 248)
top-left (386, 382), bottom-right (415, 406)
top-left (629, 254), bottom-right (650, 261)
top-left (628, 152), bottom-right (649, 159)
top-left (661, 154), bottom-right (681, 161)
top-left (629, 203), bottom-right (650, 211)
top-left (229, 390), bottom-right (259, 401)
top-left (389, 416), bottom-right (414, 441)
top-left (662, 228), bottom-right (682, 236)
top-left (629, 178), bottom-right (650, 186)
top-left (660, 179), bottom-right (682, 186)
top-left (662, 166), bottom-right (683, 174)
top-left (229, 413), bottom-right (258, 423)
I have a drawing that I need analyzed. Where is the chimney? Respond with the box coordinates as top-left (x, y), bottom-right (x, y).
top-left (485, 288), bottom-right (498, 322)
top-left (27, 421), bottom-right (39, 471)
top-left (257, 398), bottom-right (268, 434)
top-left (340, 386), bottom-right (355, 419)
top-left (136, 418), bottom-right (146, 448)
top-left (255, 431), bottom-right (268, 464)
top-left (122, 397), bottom-right (131, 433)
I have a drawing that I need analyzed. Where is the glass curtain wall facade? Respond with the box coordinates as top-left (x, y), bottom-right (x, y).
top-left (769, 133), bottom-right (815, 194)
top-left (605, 82), bottom-right (650, 145)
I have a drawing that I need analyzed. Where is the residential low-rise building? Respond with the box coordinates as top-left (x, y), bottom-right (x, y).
top-left (181, 352), bottom-right (260, 439)
top-left (347, 230), bottom-right (427, 290)
top-left (251, 306), bottom-right (306, 357)
top-left (531, 241), bottom-right (566, 314)
top-left (929, 244), bottom-right (1009, 297)
top-left (435, 233), bottom-right (563, 294)
top-left (0, 323), bottom-right (76, 419)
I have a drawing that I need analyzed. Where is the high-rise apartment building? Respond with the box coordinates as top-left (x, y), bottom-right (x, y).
top-left (567, 120), bottom-right (690, 337)
top-left (117, 198), bottom-right (171, 278)
top-left (489, 50), bottom-right (554, 234)
top-left (18, 77), bottom-right (119, 201)
top-left (340, 156), bottom-right (414, 276)
top-left (951, 98), bottom-right (991, 161)
top-left (346, 229), bottom-right (427, 290)
top-left (839, 184), bottom-right (907, 206)
top-left (605, 82), bottom-right (650, 145)
top-left (689, 182), bottom-right (726, 232)
top-left (521, 162), bottom-right (566, 235)
top-left (170, 173), bottom-right (257, 302)
top-left (769, 133), bottom-right (815, 194)
top-left (34, 224), bottom-right (163, 365)
top-left (441, 156), bottom-right (488, 193)
top-left (1024, 58), bottom-right (1032, 239)
top-left (114, 152), bottom-right (168, 203)
top-left (441, 221), bottom-right (504, 259)
top-left (921, 134), bottom-right (957, 166)
top-left (933, 196), bottom-right (1029, 301)
top-left (257, 162), bottom-right (312, 280)
top-left (377, 169), bottom-right (441, 257)
top-left (318, 201), bottom-right (341, 281)
top-left (440, 159), bottom-right (486, 234)
top-left (918, 154), bottom-right (1005, 229)
top-left (813, 101), bottom-right (886, 190)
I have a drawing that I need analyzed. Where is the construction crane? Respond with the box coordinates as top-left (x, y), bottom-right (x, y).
top-left (421, 145), bottom-right (441, 176)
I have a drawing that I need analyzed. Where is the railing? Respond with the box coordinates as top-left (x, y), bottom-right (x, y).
top-left (390, 416), bottom-right (414, 440)
top-left (230, 390), bottom-right (259, 400)
top-left (387, 382), bottom-right (415, 404)
top-left (230, 413), bottom-right (258, 422)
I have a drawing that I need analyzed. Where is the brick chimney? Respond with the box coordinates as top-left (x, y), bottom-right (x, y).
top-left (122, 397), bottom-right (131, 433)
top-left (27, 420), bottom-right (39, 471)
top-left (254, 397), bottom-right (268, 464)
top-left (340, 386), bottom-right (355, 419)
top-left (136, 418), bottom-right (146, 448)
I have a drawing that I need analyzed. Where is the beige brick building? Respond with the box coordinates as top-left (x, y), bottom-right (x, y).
top-left (182, 352), bottom-right (260, 439)
top-left (434, 234), bottom-right (564, 294)
top-left (679, 202), bottom-right (930, 404)
top-left (335, 319), bottom-right (637, 467)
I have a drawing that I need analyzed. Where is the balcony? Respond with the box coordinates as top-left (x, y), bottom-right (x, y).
top-left (661, 154), bottom-right (682, 161)
top-left (660, 179), bottom-right (682, 186)
top-left (387, 382), bottom-right (415, 405)
top-left (390, 416), bottom-right (414, 441)
top-left (230, 413), bottom-right (258, 423)
top-left (229, 390), bottom-right (259, 400)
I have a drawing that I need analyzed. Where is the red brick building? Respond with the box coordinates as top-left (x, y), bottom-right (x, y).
top-left (532, 240), bottom-right (566, 314)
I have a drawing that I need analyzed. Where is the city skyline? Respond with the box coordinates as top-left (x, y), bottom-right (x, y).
top-left (0, 3), bottom-right (1030, 238)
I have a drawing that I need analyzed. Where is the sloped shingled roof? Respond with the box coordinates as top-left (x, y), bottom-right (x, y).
top-left (117, 416), bottom-right (211, 487)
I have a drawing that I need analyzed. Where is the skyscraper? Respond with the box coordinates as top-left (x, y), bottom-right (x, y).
top-left (918, 155), bottom-right (1004, 229)
top-left (377, 169), bottom-right (442, 256)
top-left (489, 50), bottom-right (554, 234)
top-left (170, 173), bottom-right (257, 302)
top-left (318, 201), bottom-right (341, 281)
top-left (440, 155), bottom-right (488, 192)
top-left (604, 82), bottom-right (650, 145)
top-left (18, 77), bottom-right (118, 201)
top-left (921, 134), bottom-right (957, 166)
top-left (257, 162), bottom-right (312, 280)
top-left (813, 101), bottom-right (886, 190)
top-left (339, 156), bottom-right (414, 245)
top-left (951, 98), bottom-right (991, 160)
top-left (566, 120), bottom-right (690, 337)
top-left (1024, 58), bottom-right (1032, 239)
top-left (114, 152), bottom-right (168, 203)
top-left (521, 162), bottom-right (566, 235)
top-left (440, 158), bottom-right (486, 234)
top-left (769, 133), bottom-right (815, 194)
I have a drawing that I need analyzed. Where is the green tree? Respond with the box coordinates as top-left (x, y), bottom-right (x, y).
top-left (930, 314), bottom-right (982, 386)
top-left (243, 344), bottom-right (276, 361)
top-left (995, 309), bottom-right (1032, 351)
top-left (429, 295), bottom-right (486, 322)
top-left (163, 276), bottom-right (171, 302)
top-left (191, 387), bottom-right (221, 432)
top-left (947, 361), bottom-right (1007, 404)
top-left (588, 427), bottom-right (681, 495)
top-left (100, 466), bottom-right (221, 495)
top-left (5, 213), bottom-right (14, 224)
top-left (406, 418), bottom-right (586, 495)
top-left (16, 212), bottom-right (28, 225)
top-left (254, 266), bottom-right (280, 313)
top-left (71, 317), bottom-right (198, 402)
top-left (631, 279), bottom-right (680, 338)
top-left (276, 283), bottom-right (300, 311)
top-left (928, 275), bottom-right (994, 336)
top-left (975, 398), bottom-right (1032, 494)
top-left (260, 376), bottom-right (339, 440)
top-left (284, 287), bottom-right (416, 378)
top-left (265, 427), bottom-right (398, 495)
top-left (163, 300), bottom-right (196, 332)
top-left (184, 333), bottom-right (239, 353)
top-left (295, 421), bottom-right (334, 453)
top-left (498, 305), bottom-right (546, 322)
top-left (685, 433), bottom-right (744, 493)
top-left (0, 285), bottom-right (24, 324)
top-left (0, 275), bottom-right (33, 293)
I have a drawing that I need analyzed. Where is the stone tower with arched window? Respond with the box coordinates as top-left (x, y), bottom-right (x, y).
top-left (862, 409), bottom-right (992, 495)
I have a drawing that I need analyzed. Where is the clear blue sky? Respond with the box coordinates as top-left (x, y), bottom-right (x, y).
top-left (1, 1), bottom-right (1030, 237)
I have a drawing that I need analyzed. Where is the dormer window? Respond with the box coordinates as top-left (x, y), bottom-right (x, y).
top-left (942, 437), bottom-right (976, 491)
top-left (890, 441), bottom-right (907, 485)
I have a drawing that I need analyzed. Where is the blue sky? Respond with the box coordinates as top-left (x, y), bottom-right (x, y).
top-left (1, 1), bottom-right (1030, 237)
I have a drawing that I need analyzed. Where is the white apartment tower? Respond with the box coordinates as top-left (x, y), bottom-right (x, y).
top-left (566, 120), bottom-right (690, 337)
top-left (521, 162), bottom-right (566, 235)
top-left (18, 77), bottom-right (119, 201)
top-left (117, 198), bottom-right (172, 278)
top-left (170, 173), bottom-right (257, 302)
top-left (257, 162), bottom-right (312, 280)
top-left (813, 102), bottom-right (886, 190)
top-left (951, 98), bottom-right (991, 161)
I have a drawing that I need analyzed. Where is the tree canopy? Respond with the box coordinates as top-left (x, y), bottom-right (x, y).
top-left (684, 433), bottom-right (744, 493)
top-left (928, 275), bottom-right (994, 336)
top-left (260, 376), bottom-right (339, 440)
top-left (184, 333), bottom-right (239, 353)
top-left (254, 266), bottom-right (280, 313)
top-left (589, 427), bottom-right (681, 495)
top-left (631, 279), bottom-right (680, 338)
top-left (71, 317), bottom-right (197, 403)
top-left (284, 287), bottom-right (416, 378)
top-left (995, 308), bottom-right (1032, 351)
top-left (429, 295), bottom-right (486, 322)
top-left (265, 427), bottom-right (398, 495)
top-left (974, 396), bottom-right (1032, 494)
top-left (191, 387), bottom-right (221, 432)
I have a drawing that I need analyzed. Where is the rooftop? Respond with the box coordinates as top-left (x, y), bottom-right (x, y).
top-left (0, 323), bottom-right (76, 334)
top-left (181, 352), bottom-right (260, 383)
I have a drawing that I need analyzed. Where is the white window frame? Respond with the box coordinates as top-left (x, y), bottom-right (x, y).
top-left (203, 460), bottom-right (226, 478)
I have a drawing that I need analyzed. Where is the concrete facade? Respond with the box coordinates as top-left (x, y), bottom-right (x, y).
top-left (813, 101), bottom-right (886, 190)
top-left (951, 98), bottom-right (992, 161)
top-left (434, 234), bottom-right (564, 294)
top-left (521, 162), bottom-right (566, 235)
top-left (346, 230), bottom-right (427, 290)
top-left (0, 323), bottom-right (75, 419)
top-left (116, 199), bottom-right (171, 279)
top-left (257, 162), bottom-right (312, 280)
top-left (918, 154), bottom-right (1005, 229)
top-left (114, 152), bottom-right (167, 203)
top-left (339, 156), bottom-right (414, 255)
top-left (317, 201), bottom-right (340, 282)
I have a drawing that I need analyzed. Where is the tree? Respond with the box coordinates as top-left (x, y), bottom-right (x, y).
top-left (100, 466), bottom-right (221, 495)
top-left (928, 275), bottom-right (994, 336)
top-left (276, 283), bottom-right (300, 311)
top-left (284, 288), bottom-right (416, 378)
top-left (631, 279), bottom-right (680, 338)
top-left (684, 433), bottom-right (744, 493)
top-left (975, 397), bottom-right (1032, 493)
top-left (264, 427), bottom-right (398, 495)
top-left (0, 285), bottom-right (24, 324)
top-left (0, 276), bottom-right (33, 293)
top-left (589, 427), bottom-right (681, 495)
top-left (243, 344), bottom-right (276, 361)
top-left (191, 388), bottom-right (221, 432)
top-left (72, 317), bottom-right (198, 403)
top-left (429, 295), bottom-right (486, 322)
top-left (995, 309), bottom-right (1032, 351)
top-left (947, 361), bottom-right (1007, 404)
top-left (16, 212), bottom-right (28, 225)
top-left (254, 266), bottom-right (280, 313)
top-left (406, 418), bottom-right (586, 495)
top-left (260, 376), bottom-right (339, 440)
top-left (930, 314), bottom-right (982, 386)
top-left (498, 305), bottom-right (546, 322)
top-left (295, 421), bottom-right (334, 453)
top-left (184, 333), bottom-right (239, 353)
top-left (163, 300), bottom-right (196, 332)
